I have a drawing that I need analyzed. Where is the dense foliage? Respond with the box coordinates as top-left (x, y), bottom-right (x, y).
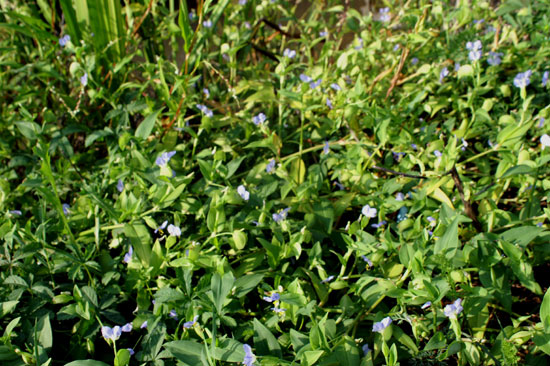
top-left (1, 0), bottom-right (550, 365)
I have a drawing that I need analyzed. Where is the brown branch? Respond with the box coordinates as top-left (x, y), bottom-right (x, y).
top-left (450, 166), bottom-right (483, 232)
top-left (371, 165), bottom-right (426, 179)
top-left (132, 0), bottom-right (155, 37)
top-left (385, 47), bottom-right (409, 100)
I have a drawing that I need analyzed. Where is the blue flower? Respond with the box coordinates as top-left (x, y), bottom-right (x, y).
top-left (310, 79), bottom-right (322, 89)
top-left (121, 323), bottom-right (133, 332)
top-left (439, 67), bottom-right (449, 82)
top-left (378, 7), bottom-right (390, 22)
top-left (355, 38), bottom-right (364, 50)
top-left (487, 51), bottom-right (503, 66)
top-left (321, 275), bottom-right (335, 284)
top-left (203, 20), bottom-right (213, 28)
top-left (239, 0), bottom-right (247, 4)
top-left (243, 344), bottom-right (256, 366)
top-left (393, 152), bottom-right (405, 162)
top-left (252, 113), bottom-right (267, 125)
top-left (117, 179), bottom-right (124, 193)
top-left (371, 220), bottom-right (387, 229)
top-left (361, 255), bottom-right (373, 266)
top-left (196, 104), bottom-right (213, 117)
top-left (454, 62), bottom-right (461, 72)
top-left (330, 83), bottom-right (341, 91)
top-left (334, 181), bottom-right (345, 190)
top-left (326, 98), bottom-right (333, 109)
top-left (140, 321), bottom-right (148, 329)
top-left (444, 298), bottom-right (463, 319)
top-left (319, 31), bottom-right (328, 37)
top-left (395, 192), bottom-right (404, 201)
top-left (169, 309), bottom-right (178, 320)
top-left (421, 301), bottom-right (432, 310)
top-left (411, 57), bottom-right (419, 65)
top-left (266, 159), bottom-right (276, 173)
top-left (427, 216), bottom-right (436, 225)
top-left (538, 117), bottom-right (545, 128)
top-left (237, 185), bottom-right (250, 200)
top-left (283, 48), bottom-right (296, 59)
top-left (9, 210), bottom-right (22, 216)
top-left (155, 220), bottom-right (168, 234)
top-left (393, 44), bottom-right (400, 51)
top-left (466, 40), bottom-right (482, 62)
top-left (273, 208), bottom-right (290, 223)
top-left (411, 143), bottom-right (418, 150)
top-left (80, 72), bottom-right (88, 86)
top-left (361, 204), bottom-right (377, 218)
top-left (59, 35), bottom-right (70, 47)
top-left (203, 88), bottom-right (210, 98)
top-left (543, 71), bottom-right (549, 87)
top-left (323, 140), bottom-right (330, 154)
top-left (362, 344), bottom-right (371, 355)
top-left (183, 315), bottom-right (199, 329)
top-left (167, 224), bottom-right (181, 237)
top-left (62, 203), bottom-right (70, 216)
top-left (461, 138), bottom-right (468, 151)
top-left (434, 150), bottom-right (442, 158)
top-left (128, 348), bottom-right (135, 356)
top-left (263, 292), bottom-right (280, 302)
top-left (271, 306), bottom-right (286, 313)
top-left (541, 134), bottom-right (550, 149)
top-left (513, 70), bottom-right (532, 88)
top-left (300, 74), bottom-right (313, 83)
top-left (101, 326), bottom-right (122, 341)
top-left (123, 245), bottom-right (133, 264)
top-left (372, 316), bottom-right (392, 332)
top-left (156, 151), bottom-right (176, 167)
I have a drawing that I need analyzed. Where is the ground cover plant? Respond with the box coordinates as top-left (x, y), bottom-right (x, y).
top-left (1, 0), bottom-right (550, 365)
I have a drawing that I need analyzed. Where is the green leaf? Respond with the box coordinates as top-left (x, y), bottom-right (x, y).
top-left (178, 0), bottom-right (193, 53)
top-left (434, 216), bottom-right (460, 258)
top-left (234, 274), bottom-right (264, 298)
top-left (135, 109), bottom-right (162, 139)
top-left (424, 331), bottom-right (446, 351)
top-left (542, 289), bottom-right (550, 332)
top-left (114, 349), bottom-right (130, 366)
top-left (500, 226), bottom-right (544, 248)
top-left (64, 361), bottom-right (110, 366)
top-left (164, 340), bottom-right (208, 366)
top-left (124, 223), bottom-right (152, 265)
top-left (213, 338), bottom-right (246, 362)
top-left (36, 314), bottom-right (52, 351)
top-left (500, 164), bottom-right (534, 178)
top-left (15, 121), bottom-right (41, 140)
top-left (457, 65), bottom-right (474, 78)
top-left (253, 318), bottom-right (282, 358)
top-left (210, 272), bottom-right (234, 315)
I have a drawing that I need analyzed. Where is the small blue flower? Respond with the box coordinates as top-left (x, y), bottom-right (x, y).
top-left (183, 315), bottom-right (199, 329)
top-left (321, 275), bottom-right (335, 284)
top-left (326, 98), bottom-right (333, 109)
top-left (361, 204), bottom-right (377, 218)
top-left (156, 151), bottom-right (176, 167)
top-left (393, 44), bottom-right (400, 51)
top-left (378, 7), bottom-right (390, 22)
top-left (62, 203), bottom-right (70, 216)
top-left (121, 323), bottom-right (133, 332)
top-left (444, 298), bottom-right (463, 319)
top-left (101, 326), bottom-right (122, 341)
top-left (461, 138), bottom-right (468, 151)
top-left (371, 220), bottom-right (387, 229)
top-left (361, 255), bottom-right (373, 266)
top-left (466, 40), bottom-right (482, 62)
top-left (334, 181), bottom-right (345, 190)
top-left (362, 344), bottom-right (371, 355)
top-left (395, 192), bottom-right (405, 201)
top-left (542, 71), bottom-right (549, 87)
top-left (393, 152), bottom-right (405, 162)
top-left (237, 185), bottom-right (250, 201)
top-left (123, 245), bottom-right (133, 264)
top-left (273, 208), bottom-right (290, 223)
top-left (155, 220), bottom-right (168, 234)
top-left (319, 31), bottom-right (328, 37)
top-left (537, 222), bottom-right (543, 227)
top-left (128, 348), bottom-right (135, 356)
top-left (411, 143), bottom-right (418, 150)
top-left (239, 0), bottom-right (247, 5)
top-left (283, 48), bottom-right (296, 59)
top-left (354, 38), bottom-right (364, 50)
top-left (427, 216), bottom-right (436, 224)
top-left (271, 306), bottom-right (286, 313)
top-left (439, 67), bottom-right (449, 82)
top-left (538, 117), bottom-right (545, 128)
top-left (9, 210), bottom-right (22, 216)
top-left (140, 321), bottom-right (148, 329)
top-left (80, 72), bottom-right (88, 86)
top-left (541, 134), bottom-right (550, 149)
top-left (487, 51), bottom-right (503, 66)
top-left (266, 159), bottom-right (276, 173)
top-left (299, 74), bottom-right (313, 83)
top-left (323, 141), bottom-right (330, 154)
top-left (263, 292), bottom-right (280, 302)
top-left (514, 70), bottom-right (532, 88)
top-left (243, 344), bottom-right (256, 366)
top-left (252, 113), bottom-right (267, 125)
top-left (330, 83), bottom-right (341, 91)
top-left (169, 309), bottom-right (178, 320)
top-left (372, 316), bottom-right (392, 332)
top-left (203, 88), bottom-right (210, 98)
top-left (411, 57), bottom-right (419, 65)
top-left (310, 79), bottom-right (322, 89)
top-left (117, 179), bottom-right (124, 193)
top-left (59, 35), bottom-right (70, 47)
top-left (434, 150), bottom-right (442, 158)
top-left (167, 224), bottom-right (181, 237)
top-left (421, 301), bottom-right (432, 310)
top-left (203, 20), bottom-right (213, 28)
top-left (454, 62), bottom-right (461, 72)
top-left (196, 104), bottom-right (213, 117)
